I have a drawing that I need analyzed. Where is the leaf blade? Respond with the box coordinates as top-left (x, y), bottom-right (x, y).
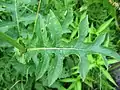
top-left (48, 51), bottom-right (64, 86)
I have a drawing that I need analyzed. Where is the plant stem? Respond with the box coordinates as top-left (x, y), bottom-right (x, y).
top-left (100, 66), bottom-right (102, 90)
top-left (15, 0), bottom-right (20, 34)
top-left (33, 0), bottom-right (41, 34)
top-left (0, 32), bottom-right (26, 53)
top-left (27, 47), bottom-right (81, 51)
top-left (10, 80), bottom-right (21, 90)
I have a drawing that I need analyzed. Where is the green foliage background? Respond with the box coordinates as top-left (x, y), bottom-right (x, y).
top-left (0, 0), bottom-right (120, 90)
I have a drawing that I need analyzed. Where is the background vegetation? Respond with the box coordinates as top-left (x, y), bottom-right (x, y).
top-left (0, 0), bottom-right (120, 90)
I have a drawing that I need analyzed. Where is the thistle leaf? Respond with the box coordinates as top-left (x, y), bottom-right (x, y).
top-left (48, 51), bottom-right (64, 86)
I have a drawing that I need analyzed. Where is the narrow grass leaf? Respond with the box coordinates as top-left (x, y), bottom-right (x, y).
top-left (97, 18), bottom-right (113, 34)
top-left (101, 66), bottom-right (117, 86)
top-left (76, 81), bottom-right (81, 90)
top-left (0, 32), bottom-right (26, 53)
top-left (60, 78), bottom-right (77, 82)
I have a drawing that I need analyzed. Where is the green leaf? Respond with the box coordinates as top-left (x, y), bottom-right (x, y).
top-left (19, 14), bottom-right (36, 26)
top-left (0, 22), bottom-right (15, 33)
top-left (96, 18), bottom-right (113, 34)
top-left (0, 6), bottom-right (5, 11)
top-left (74, 16), bottom-right (89, 80)
top-left (0, 32), bottom-right (26, 53)
top-left (33, 14), bottom-right (120, 85)
top-left (48, 51), bottom-right (64, 86)
top-left (79, 52), bottom-right (89, 80)
top-left (91, 46), bottom-right (120, 60)
top-left (76, 81), bottom-right (81, 90)
top-left (35, 16), bottom-right (44, 47)
top-left (104, 34), bottom-right (110, 47)
top-left (62, 9), bottom-right (73, 27)
top-left (35, 14), bottom-right (48, 47)
top-left (68, 82), bottom-right (76, 90)
top-left (1, 0), bottom-right (120, 89)
top-left (15, 48), bottom-right (26, 64)
top-left (19, 0), bottom-right (31, 4)
top-left (80, 11), bottom-right (87, 22)
top-left (90, 33), bottom-right (120, 60)
top-left (26, 12), bottom-right (120, 87)
top-left (76, 15), bottom-right (89, 46)
top-left (35, 82), bottom-right (45, 90)
top-left (32, 51), bottom-right (39, 67)
top-left (60, 78), bottom-right (77, 82)
top-left (35, 14), bottom-right (50, 80)
top-left (101, 66), bottom-right (117, 86)
top-left (102, 55), bottom-right (109, 69)
top-left (84, 79), bottom-right (93, 88)
top-left (36, 51), bottom-right (50, 80)
top-left (62, 9), bottom-right (73, 33)
top-left (47, 10), bottom-right (62, 46)
top-left (92, 33), bottom-right (106, 46)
